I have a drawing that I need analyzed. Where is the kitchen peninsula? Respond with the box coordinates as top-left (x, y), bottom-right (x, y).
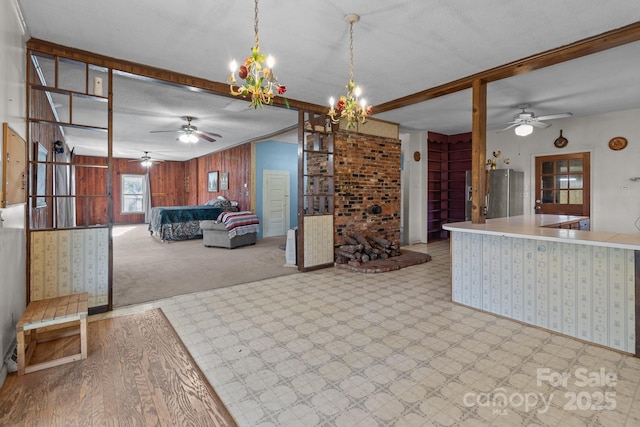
top-left (443, 215), bottom-right (639, 357)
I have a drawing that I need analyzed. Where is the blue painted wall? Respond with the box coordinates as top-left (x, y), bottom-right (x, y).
top-left (255, 141), bottom-right (298, 238)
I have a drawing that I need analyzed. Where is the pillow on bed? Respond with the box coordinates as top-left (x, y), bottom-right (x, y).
top-left (205, 198), bottom-right (231, 208)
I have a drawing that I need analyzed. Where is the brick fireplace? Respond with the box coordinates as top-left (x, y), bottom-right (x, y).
top-left (333, 129), bottom-right (401, 247)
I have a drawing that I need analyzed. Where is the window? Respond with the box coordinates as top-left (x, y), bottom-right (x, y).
top-left (121, 174), bottom-right (145, 213)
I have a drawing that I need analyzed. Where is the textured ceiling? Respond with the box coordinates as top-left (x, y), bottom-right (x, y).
top-left (15, 0), bottom-right (640, 161)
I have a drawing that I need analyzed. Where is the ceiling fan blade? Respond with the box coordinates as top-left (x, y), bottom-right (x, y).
top-left (198, 130), bottom-right (223, 139)
top-left (536, 112), bottom-right (573, 121)
top-left (497, 123), bottom-right (519, 132)
top-left (530, 121), bottom-right (551, 128)
top-left (196, 133), bottom-right (217, 143)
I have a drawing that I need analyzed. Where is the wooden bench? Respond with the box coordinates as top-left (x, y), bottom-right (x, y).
top-left (16, 292), bottom-right (88, 375)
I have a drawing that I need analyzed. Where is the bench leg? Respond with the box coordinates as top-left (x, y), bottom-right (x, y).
top-left (17, 328), bottom-right (25, 376)
top-left (80, 316), bottom-right (88, 359)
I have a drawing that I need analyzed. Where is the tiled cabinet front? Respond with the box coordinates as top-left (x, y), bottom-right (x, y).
top-left (450, 232), bottom-right (635, 353)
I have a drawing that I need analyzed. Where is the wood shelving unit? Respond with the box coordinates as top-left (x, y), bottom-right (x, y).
top-left (427, 138), bottom-right (471, 241)
top-left (427, 141), bottom-right (447, 241)
top-left (447, 142), bottom-right (472, 224)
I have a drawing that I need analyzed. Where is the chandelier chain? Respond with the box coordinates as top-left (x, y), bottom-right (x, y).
top-left (254, 0), bottom-right (259, 50)
top-left (349, 21), bottom-right (354, 83)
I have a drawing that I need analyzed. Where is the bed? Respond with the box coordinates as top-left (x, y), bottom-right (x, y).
top-left (148, 206), bottom-right (223, 242)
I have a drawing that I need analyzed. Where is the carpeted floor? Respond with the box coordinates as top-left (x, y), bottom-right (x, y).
top-left (112, 224), bottom-right (298, 307)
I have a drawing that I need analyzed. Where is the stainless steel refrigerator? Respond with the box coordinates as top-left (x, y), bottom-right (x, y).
top-left (465, 169), bottom-right (524, 220)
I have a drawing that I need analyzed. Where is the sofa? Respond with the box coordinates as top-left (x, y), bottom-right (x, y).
top-left (200, 220), bottom-right (257, 249)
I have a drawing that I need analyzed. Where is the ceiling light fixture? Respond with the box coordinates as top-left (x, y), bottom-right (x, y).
top-left (328, 14), bottom-right (372, 129)
top-left (179, 132), bottom-right (198, 143)
top-left (140, 152), bottom-right (153, 168)
top-left (514, 123), bottom-right (533, 136)
top-left (227, 0), bottom-right (286, 109)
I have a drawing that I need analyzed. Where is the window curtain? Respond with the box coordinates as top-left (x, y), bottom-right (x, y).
top-left (143, 171), bottom-right (152, 223)
top-left (54, 144), bottom-right (76, 227)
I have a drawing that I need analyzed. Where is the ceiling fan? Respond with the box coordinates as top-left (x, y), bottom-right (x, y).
top-left (149, 116), bottom-right (222, 143)
top-left (127, 151), bottom-right (164, 168)
top-left (499, 104), bottom-right (573, 136)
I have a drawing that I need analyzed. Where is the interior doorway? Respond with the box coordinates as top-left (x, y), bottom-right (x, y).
top-left (262, 170), bottom-right (290, 237)
top-left (534, 152), bottom-right (590, 216)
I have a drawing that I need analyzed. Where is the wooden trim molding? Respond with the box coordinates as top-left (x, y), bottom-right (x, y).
top-left (374, 21), bottom-right (640, 113)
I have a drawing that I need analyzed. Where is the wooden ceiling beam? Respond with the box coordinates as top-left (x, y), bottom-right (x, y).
top-left (26, 38), bottom-right (327, 114)
top-left (374, 21), bottom-right (640, 113)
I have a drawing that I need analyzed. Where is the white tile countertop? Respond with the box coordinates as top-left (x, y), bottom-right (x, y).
top-left (443, 214), bottom-right (640, 250)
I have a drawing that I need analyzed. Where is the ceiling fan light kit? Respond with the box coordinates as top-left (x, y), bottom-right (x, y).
top-left (179, 133), bottom-right (198, 143)
top-left (500, 104), bottom-right (573, 137)
top-left (129, 151), bottom-right (164, 168)
top-left (150, 116), bottom-right (222, 144)
top-left (515, 124), bottom-right (533, 136)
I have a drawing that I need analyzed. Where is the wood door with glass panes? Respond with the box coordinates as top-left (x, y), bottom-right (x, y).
top-left (534, 152), bottom-right (590, 215)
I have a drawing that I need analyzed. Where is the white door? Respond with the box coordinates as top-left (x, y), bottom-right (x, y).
top-left (263, 170), bottom-right (290, 237)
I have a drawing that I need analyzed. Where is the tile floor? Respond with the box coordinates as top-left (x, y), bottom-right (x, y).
top-left (153, 241), bottom-right (640, 426)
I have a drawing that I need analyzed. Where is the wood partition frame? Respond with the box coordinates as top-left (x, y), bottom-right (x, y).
top-left (25, 47), bottom-right (114, 313)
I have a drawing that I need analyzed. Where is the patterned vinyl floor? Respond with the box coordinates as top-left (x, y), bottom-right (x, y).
top-left (154, 240), bottom-right (640, 426)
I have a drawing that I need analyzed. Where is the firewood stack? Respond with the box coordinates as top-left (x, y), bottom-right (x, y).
top-left (335, 232), bottom-right (400, 265)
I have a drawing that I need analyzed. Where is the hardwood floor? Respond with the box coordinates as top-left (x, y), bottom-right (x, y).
top-left (0, 309), bottom-right (237, 426)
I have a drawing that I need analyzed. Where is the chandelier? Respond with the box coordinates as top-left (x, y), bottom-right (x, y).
top-left (227, 0), bottom-right (286, 109)
top-left (328, 14), bottom-right (372, 129)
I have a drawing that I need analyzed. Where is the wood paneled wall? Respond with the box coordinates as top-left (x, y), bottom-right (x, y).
top-left (196, 144), bottom-right (252, 210)
top-left (73, 156), bottom-right (109, 226)
top-left (144, 160), bottom-right (186, 214)
top-left (184, 158), bottom-right (199, 206)
top-left (74, 156), bottom-right (186, 225)
top-left (73, 143), bottom-right (252, 225)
